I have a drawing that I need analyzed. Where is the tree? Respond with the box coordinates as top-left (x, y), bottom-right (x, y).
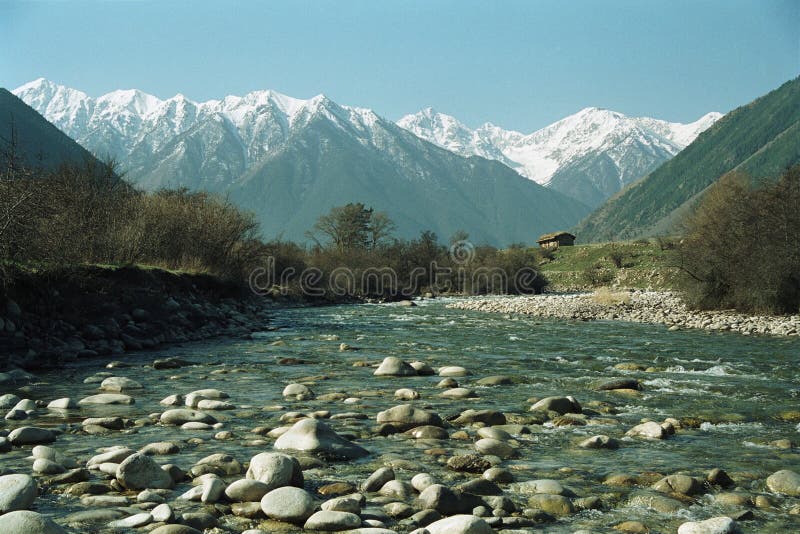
top-left (309, 203), bottom-right (395, 251)
top-left (677, 166), bottom-right (800, 313)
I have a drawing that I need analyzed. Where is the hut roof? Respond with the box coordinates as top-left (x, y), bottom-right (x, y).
top-left (536, 231), bottom-right (575, 243)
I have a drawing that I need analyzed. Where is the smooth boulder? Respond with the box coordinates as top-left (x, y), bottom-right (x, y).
top-left (245, 452), bottom-right (304, 490)
top-left (0, 511), bottom-right (66, 533)
top-left (374, 356), bottom-right (417, 377)
top-left (766, 469), bottom-right (800, 496)
top-left (116, 453), bottom-right (174, 490)
top-left (274, 418), bottom-right (369, 459)
top-left (0, 474), bottom-right (37, 513)
top-left (425, 514), bottom-right (494, 534)
top-left (260, 486), bottom-right (316, 523)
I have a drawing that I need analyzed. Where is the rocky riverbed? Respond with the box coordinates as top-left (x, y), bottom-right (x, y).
top-left (447, 291), bottom-right (800, 337)
top-left (0, 300), bottom-right (798, 533)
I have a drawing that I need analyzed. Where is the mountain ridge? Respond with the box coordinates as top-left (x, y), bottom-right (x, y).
top-left (13, 79), bottom-right (591, 246)
top-left (397, 106), bottom-right (721, 207)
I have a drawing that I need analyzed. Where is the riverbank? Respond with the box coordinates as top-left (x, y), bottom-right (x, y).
top-left (447, 290), bottom-right (800, 337)
top-left (0, 265), bottom-right (281, 371)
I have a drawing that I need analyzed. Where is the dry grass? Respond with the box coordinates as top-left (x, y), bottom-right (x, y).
top-left (592, 288), bottom-right (632, 306)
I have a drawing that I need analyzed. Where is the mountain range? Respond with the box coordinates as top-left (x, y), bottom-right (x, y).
top-left (575, 75), bottom-right (800, 241)
top-left (12, 79), bottom-right (590, 245)
top-left (398, 107), bottom-right (720, 207)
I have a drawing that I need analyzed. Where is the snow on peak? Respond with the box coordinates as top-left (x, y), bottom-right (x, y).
top-left (398, 106), bottom-right (722, 184)
top-left (11, 79), bottom-right (393, 163)
top-left (97, 88), bottom-right (163, 117)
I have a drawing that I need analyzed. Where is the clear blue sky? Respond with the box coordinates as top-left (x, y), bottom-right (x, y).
top-left (2, 0), bottom-right (798, 131)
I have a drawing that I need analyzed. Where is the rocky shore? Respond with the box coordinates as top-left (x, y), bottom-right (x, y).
top-left (447, 291), bottom-right (800, 337)
top-left (0, 266), bottom-right (277, 371)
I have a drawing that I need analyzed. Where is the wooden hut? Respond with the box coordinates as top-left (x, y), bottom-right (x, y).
top-left (537, 231), bottom-right (575, 249)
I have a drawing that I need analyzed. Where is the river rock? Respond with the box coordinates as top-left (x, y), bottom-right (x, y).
top-left (476, 376), bottom-right (513, 386)
top-left (418, 484), bottom-right (469, 515)
top-left (374, 356), bottom-right (417, 376)
top-left (151, 503), bottom-right (174, 523)
top-left (78, 393), bottom-right (134, 405)
top-left (140, 441), bottom-right (180, 455)
top-left (448, 454), bottom-right (492, 473)
top-left (596, 378), bottom-right (641, 391)
top-left (159, 409), bottom-right (217, 426)
top-left (260, 486), bottom-right (316, 523)
top-left (100, 376), bottom-right (143, 392)
top-left (0, 474), bottom-right (37, 513)
top-left (410, 361), bottom-right (435, 375)
top-left (766, 469), bottom-right (800, 496)
top-left (245, 452), bottom-right (304, 490)
top-left (407, 425), bottom-right (449, 439)
top-left (363, 467), bottom-right (395, 492)
top-left (395, 388), bottom-right (420, 400)
top-left (193, 453), bottom-right (243, 475)
top-left (47, 398), bottom-right (77, 409)
top-left (626, 421), bottom-right (667, 439)
top-left (304, 510), bottom-right (362, 530)
top-left (321, 495), bottom-right (361, 514)
top-left (116, 453), bottom-right (174, 490)
top-left (438, 366), bottom-right (469, 377)
top-left (439, 387), bottom-right (477, 399)
top-left (578, 434), bottom-right (619, 449)
top-left (274, 418), bottom-right (369, 459)
top-left (33, 458), bottom-right (66, 475)
top-left (474, 438), bottom-right (516, 459)
top-left (0, 510), bottom-right (66, 533)
top-left (8, 426), bottom-right (56, 445)
top-left (200, 476), bottom-right (225, 503)
top-left (376, 404), bottom-right (443, 430)
top-left (527, 493), bottom-right (574, 515)
top-left (425, 514), bottom-right (494, 534)
top-left (652, 474), bottom-right (702, 495)
top-left (677, 516), bottom-right (740, 534)
top-left (87, 447), bottom-right (135, 467)
top-left (150, 525), bottom-right (202, 534)
top-left (225, 479), bottom-right (270, 502)
top-left (108, 512), bottom-right (153, 529)
top-left (0, 393), bottom-right (20, 409)
top-left (453, 409), bottom-right (506, 426)
top-left (530, 396), bottom-right (581, 415)
top-left (628, 492), bottom-right (684, 513)
top-left (283, 383), bottom-right (315, 400)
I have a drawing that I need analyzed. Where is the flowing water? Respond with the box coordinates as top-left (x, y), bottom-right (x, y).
top-left (4, 298), bottom-right (800, 532)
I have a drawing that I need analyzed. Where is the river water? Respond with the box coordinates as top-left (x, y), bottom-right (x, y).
top-left (5, 298), bottom-right (800, 532)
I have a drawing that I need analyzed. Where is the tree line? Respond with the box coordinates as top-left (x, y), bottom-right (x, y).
top-left (0, 145), bottom-right (548, 298)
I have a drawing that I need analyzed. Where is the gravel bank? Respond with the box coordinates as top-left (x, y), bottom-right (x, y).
top-left (447, 290), bottom-right (800, 336)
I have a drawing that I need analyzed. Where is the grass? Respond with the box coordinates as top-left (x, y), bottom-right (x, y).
top-left (537, 239), bottom-right (682, 291)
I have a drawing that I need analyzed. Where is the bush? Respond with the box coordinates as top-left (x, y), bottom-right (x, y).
top-left (582, 261), bottom-right (615, 286)
top-left (677, 166), bottom-right (800, 314)
top-left (0, 161), bottom-right (260, 281)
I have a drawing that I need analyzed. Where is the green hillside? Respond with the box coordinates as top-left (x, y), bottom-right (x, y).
top-left (0, 88), bottom-right (98, 170)
top-left (574, 76), bottom-right (800, 242)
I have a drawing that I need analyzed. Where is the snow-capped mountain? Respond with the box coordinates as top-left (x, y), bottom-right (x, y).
top-left (398, 107), bottom-right (722, 207)
top-left (13, 78), bottom-right (391, 187)
top-left (12, 79), bottom-right (590, 245)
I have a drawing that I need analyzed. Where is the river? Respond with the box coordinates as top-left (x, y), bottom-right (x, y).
top-left (4, 298), bottom-right (800, 532)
